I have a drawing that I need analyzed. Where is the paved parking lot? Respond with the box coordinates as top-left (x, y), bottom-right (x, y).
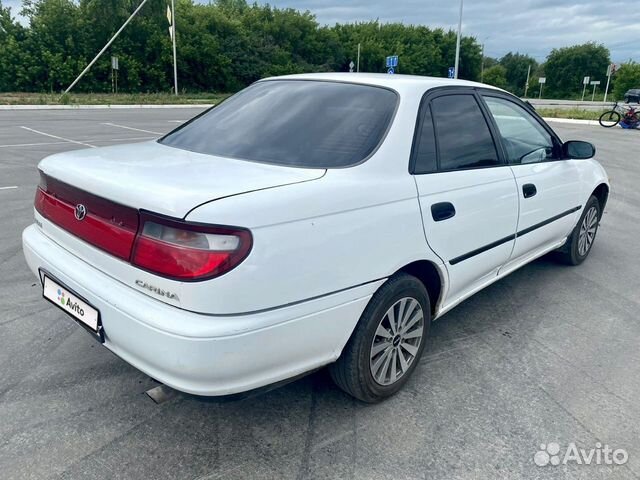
top-left (1, 109), bottom-right (639, 480)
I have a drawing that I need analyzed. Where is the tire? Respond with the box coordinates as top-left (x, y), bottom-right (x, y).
top-left (624, 97), bottom-right (630, 104)
top-left (329, 273), bottom-right (431, 403)
top-left (556, 196), bottom-right (601, 266)
top-left (599, 110), bottom-right (621, 127)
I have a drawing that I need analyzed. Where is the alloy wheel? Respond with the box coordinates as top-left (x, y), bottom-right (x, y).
top-left (578, 206), bottom-right (599, 256)
top-left (369, 297), bottom-right (424, 386)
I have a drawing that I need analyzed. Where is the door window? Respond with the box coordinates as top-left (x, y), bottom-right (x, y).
top-left (430, 94), bottom-right (500, 171)
top-left (483, 96), bottom-right (555, 164)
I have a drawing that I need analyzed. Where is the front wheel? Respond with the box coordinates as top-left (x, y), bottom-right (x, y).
top-left (556, 196), bottom-right (601, 265)
top-left (599, 110), bottom-right (621, 127)
top-left (329, 273), bottom-right (430, 403)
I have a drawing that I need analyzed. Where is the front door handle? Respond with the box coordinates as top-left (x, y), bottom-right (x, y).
top-left (431, 202), bottom-right (456, 222)
top-left (522, 183), bottom-right (537, 198)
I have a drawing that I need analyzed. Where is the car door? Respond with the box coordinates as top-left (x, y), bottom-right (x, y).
top-left (480, 93), bottom-right (583, 271)
top-left (411, 89), bottom-right (519, 305)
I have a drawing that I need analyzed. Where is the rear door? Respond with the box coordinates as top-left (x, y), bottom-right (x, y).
top-left (411, 89), bottom-right (519, 305)
top-left (479, 93), bottom-right (583, 270)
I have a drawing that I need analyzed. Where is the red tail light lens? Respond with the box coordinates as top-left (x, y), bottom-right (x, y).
top-left (131, 212), bottom-right (252, 281)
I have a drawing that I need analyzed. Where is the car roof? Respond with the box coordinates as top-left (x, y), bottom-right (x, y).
top-left (259, 72), bottom-right (505, 95)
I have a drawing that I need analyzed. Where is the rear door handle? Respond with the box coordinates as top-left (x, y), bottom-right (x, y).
top-left (522, 183), bottom-right (537, 198)
top-left (431, 202), bottom-right (456, 222)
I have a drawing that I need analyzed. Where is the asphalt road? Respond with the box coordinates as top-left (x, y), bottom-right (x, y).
top-left (1, 109), bottom-right (639, 480)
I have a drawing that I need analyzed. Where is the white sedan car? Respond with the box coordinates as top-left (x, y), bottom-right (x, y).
top-left (23, 73), bottom-right (609, 402)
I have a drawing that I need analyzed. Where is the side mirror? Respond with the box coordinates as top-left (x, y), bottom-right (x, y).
top-left (563, 141), bottom-right (595, 160)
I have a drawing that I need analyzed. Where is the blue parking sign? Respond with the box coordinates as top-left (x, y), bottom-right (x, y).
top-left (448, 67), bottom-right (455, 79)
top-left (386, 55), bottom-right (398, 68)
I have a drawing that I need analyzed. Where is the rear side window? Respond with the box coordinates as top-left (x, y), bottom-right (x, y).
top-left (413, 104), bottom-right (437, 174)
top-left (160, 80), bottom-right (398, 168)
top-left (431, 94), bottom-right (500, 171)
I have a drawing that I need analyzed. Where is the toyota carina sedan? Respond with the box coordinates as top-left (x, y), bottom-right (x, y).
top-left (23, 73), bottom-right (609, 402)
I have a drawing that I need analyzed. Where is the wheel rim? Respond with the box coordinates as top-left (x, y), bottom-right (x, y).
top-left (369, 297), bottom-right (424, 386)
top-left (578, 206), bottom-right (598, 256)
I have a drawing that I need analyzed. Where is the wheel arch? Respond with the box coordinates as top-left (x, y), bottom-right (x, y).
top-left (396, 260), bottom-right (445, 316)
top-left (591, 183), bottom-right (609, 218)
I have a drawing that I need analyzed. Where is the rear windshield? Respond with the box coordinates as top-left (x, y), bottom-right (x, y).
top-left (160, 80), bottom-right (398, 168)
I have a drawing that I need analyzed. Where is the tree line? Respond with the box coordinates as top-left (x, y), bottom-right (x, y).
top-left (0, 0), bottom-right (638, 99)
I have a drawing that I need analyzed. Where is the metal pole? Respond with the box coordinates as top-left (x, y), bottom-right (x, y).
top-left (581, 80), bottom-right (587, 102)
top-left (357, 43), bottom-right (361, 73)
top-left (480, 44), bottom-right (485, 82)
top-left (539, 83), bottom-right (543, 99)
top-left (591, 84), bottom-right (597, 102)
top-left (453, 0), bottom-right (463, 79)
top-left (64, 0), bottom-right (150, 93)
top-left (524, 65), bottom-right (531, 97)
top-left (604, 68), bottom-right (612, 104)
top-left (171, 0), bottom-right (178, 95)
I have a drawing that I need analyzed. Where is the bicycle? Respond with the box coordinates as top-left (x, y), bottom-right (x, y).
top-left (599, 101), bottom-right (640, 128)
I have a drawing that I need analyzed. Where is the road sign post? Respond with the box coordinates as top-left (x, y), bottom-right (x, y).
top-left (590, 80), bottom-right (601, 101)
top-left (581, 76), bottom-right (590, 101)
top-left (604, 64), bottom-right (615, 104)
top-left (448, 67), bottom-right (455, 79)
top-left (538, 77), bottom-right (546, 99)
top-left (349, 61), bottom-right (355, 73)
top-left (111, 56), bottom-right (119, 93)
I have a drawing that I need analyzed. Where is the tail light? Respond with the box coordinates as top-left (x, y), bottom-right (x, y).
top-left (36, 172), bottom-right (252, 282)
top-left (131, 212), bottom-right (252, 281)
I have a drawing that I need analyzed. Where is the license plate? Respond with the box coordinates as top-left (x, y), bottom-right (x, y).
top-left (42, 272), bottom-right (103, 341)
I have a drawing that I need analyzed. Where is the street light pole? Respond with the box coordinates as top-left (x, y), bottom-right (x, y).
top-left (453, 0), bottom-right (463, 79)
top-left (170, 0), bottom-right (178, 95)
top-left (480, 43), bottom-right (485, 82)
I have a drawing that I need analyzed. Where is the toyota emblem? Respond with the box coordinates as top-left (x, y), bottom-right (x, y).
top-left (74, 204), bottom-right (87, 221)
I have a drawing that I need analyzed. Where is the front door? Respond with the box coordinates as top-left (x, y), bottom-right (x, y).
top-left (480, 94), bottom-right (583, 270)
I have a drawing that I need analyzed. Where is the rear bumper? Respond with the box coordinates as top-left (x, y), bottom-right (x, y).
top-left (22, 224), bottom-right (380, 396)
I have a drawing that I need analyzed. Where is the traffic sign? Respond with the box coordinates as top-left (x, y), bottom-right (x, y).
top-left (349, 61), bottom-right (355, 73)
top-left (448, 67), bottom-right (455, 79)
top-left (386, 55), bottom-right (398, 68)
top-left (583, 76), bottom-right (590, 85)
top-left (387, 67), bottom-right (395, 75)
top-left (590, 80), bottom-right (601, 85)
top-left (538, 77), bottom-right (546, 84)
top-left (111, 56), bottom-right (119, 70)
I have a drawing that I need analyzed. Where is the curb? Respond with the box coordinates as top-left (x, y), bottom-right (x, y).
top-left (0, 104), bottom-right (213, 110)
top-left (542, 117), bottom-right (600, 126)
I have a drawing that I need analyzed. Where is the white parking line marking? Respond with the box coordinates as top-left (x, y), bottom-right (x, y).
top-left (19, 126), bottom-right (96, 148)
top-left (0, 141), bottom-right (70, 148)
top-left (0, 136), bottom-right (156, 149)
top-left (0, 186), bottom-right (18, 190)
top-left (168, 120), bottom-right (184, 123)
top-left (102, 122), bottom-right (162, 135)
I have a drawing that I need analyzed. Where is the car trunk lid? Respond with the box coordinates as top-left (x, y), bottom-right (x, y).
top-left (38, 140), bottom-right (325, 219)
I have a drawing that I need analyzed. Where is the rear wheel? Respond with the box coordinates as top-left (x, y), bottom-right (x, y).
top-left (599, 110), bottom-right (620, 127)
top-left (329, 273), bottom-right (430, 403)
top-left (556, 196), bottom-right (601, 265)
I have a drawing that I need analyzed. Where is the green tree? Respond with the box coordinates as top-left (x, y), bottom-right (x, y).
top-left (612, 62), bottom-right (640, 101)
top-left (499, 52), bottom-right (537, 96)
top-left (482, 64), bottom-right (508, 89)
top-left (544, 43), bottom-right (610, 98)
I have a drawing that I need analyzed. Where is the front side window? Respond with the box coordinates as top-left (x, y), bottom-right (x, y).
top-left (160, 80), bottom-right (398, 168)
top-left (483, 96), bottom-right (555, 164)
top-left (431, 94), bottom-right (500, 171)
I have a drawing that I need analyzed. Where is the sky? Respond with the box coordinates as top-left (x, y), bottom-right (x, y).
top-left (4, 0), bottom-right (639, 63)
